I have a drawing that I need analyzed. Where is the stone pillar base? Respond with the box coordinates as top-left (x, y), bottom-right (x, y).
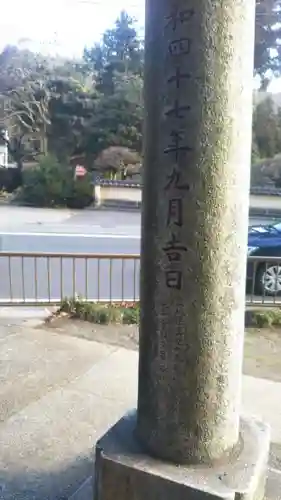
top-left (93, 411), bottom-right (270, 500)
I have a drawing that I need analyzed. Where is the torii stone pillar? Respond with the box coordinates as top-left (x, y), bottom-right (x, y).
top-left (93, 1), bottom-right (270, 499)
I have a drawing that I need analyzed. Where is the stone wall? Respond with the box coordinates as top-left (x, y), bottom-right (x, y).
top-left (94, 180), bottom-right (281, 215)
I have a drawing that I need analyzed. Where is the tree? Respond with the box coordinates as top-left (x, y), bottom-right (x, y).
top-left (85, 3), bottom-right (281, 89)
top-left (0, 45), bottom-right (57, 95)
top-left (0, 81), bottom-right (51, 172)
top-left (83, 12), bottom-right (144, 160)
top-left (47, 77), bottom-right (99, 164)
top-left (83, 73), bottom-right (143, 162)
top-left (84, 10), bottom-right (144, 95)
top-left (47, 71), bottom-right (143, 166)
top-left (252, 96), bottom-right (281, 158)
top-left (251, 153), bottom-right (281, 186)
top-left (94, 146), bottom-right (141, 179)
top-left (6, 84), bottom-right (50, 152)
top-left (255, 0), bottom-right (281, 88)
top-left (251, 131), bottom-right (261, 164)
top-left (0, 46), bottom-right (91, 167)
top-left (0, 46), bottom-right (57, 168)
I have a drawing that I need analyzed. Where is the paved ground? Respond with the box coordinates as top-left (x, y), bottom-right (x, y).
top-left (0, 206), bottom-right (278, 304)
top-left (0, 309), bottom-right (280, 499)
top-left (0, 205), bottom-right (274, 238)
top-left (0, 312), bottom-right (136, 500)
top-left (0, 206), bottom-right (141, 240)
top-left (0, 206), bottom-right (274, 254)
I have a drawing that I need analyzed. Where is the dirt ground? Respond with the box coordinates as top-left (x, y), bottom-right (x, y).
top-left (244, 328), bottom-right (281, 382)
top-left (44, 316), bottom-right (281, 383)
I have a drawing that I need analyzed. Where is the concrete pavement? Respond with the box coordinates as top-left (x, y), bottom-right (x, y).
top-left (0, 315), bottom-right (280, 499)
top-left (0, 319), bottom-right (136, 499)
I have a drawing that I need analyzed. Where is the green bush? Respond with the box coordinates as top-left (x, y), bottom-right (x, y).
top-left (252, 312), bottom-right (273, 328)
top-left (249, 308), bottom-right (281, 328)
top-left (122, 304), bottom-right (140, 324)
top-left (65, 176), bottom-right (93, 209)
top-left (270, 309), bottom-right (281, 326)
top-left (16, 154), bottom-right (93, 208)
top-left (58, 298), bottom-right (139, 325)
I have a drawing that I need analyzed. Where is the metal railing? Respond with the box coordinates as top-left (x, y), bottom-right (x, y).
top-left (0, 252), bottom-right (140, 306)
top-left (0, 252), bottom-right (281, 308)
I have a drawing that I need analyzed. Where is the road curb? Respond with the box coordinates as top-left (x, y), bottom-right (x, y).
top-left (0, 306), bottom-right (58, 321)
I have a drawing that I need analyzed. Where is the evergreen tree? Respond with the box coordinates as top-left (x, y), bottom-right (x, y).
top-left (255, 0), bottom-right (281, 88)
top-left (84, 10), bottom-right (143, 95)
top-left (253, 96), bottom-right (281, 158)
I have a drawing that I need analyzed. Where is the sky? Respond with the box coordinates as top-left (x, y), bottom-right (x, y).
top-left (0, 0), bottom-right (144, 57)
top-left (1, 0), bottom-right (280, 92)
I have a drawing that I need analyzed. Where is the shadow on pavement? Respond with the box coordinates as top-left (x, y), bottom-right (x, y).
top-left (0, 454), bottom-right (92, 500)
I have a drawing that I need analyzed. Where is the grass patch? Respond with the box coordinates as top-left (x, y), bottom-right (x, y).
top-left (246, 308), bottom-right (281, 328)
top-left (58, 297), bottom-right (140, 325)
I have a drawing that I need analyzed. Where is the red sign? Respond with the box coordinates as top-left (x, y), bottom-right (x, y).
top-left (75, 165), bottom-right (87, 177)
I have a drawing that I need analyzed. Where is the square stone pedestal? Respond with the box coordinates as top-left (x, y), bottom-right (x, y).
top-left (93, 411), bottom-right (270, 500)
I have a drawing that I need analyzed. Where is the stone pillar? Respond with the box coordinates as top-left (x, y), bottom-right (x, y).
top-left (136, 0), bottom-right (254, 464)
top-left (93, 1), bottom-right (270, 498)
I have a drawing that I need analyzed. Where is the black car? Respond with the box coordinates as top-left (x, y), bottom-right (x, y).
top-left (247, 221), bottom-right (281, 296)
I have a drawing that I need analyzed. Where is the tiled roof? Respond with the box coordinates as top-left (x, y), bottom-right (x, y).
top-left (97, 179), bottom-right (142, 188)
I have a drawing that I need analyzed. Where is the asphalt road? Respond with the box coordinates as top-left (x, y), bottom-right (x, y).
top-left (0, 206), bottom-right (278, 304)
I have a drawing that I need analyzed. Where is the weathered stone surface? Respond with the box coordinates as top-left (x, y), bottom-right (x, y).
top-left (94, 411), bottom-right (270, 500)
top-left (137, 0), bottom-right (256, 463)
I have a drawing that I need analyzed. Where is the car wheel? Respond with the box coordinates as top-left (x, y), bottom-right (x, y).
top-left (256, 264), bottom-right (281, 296)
